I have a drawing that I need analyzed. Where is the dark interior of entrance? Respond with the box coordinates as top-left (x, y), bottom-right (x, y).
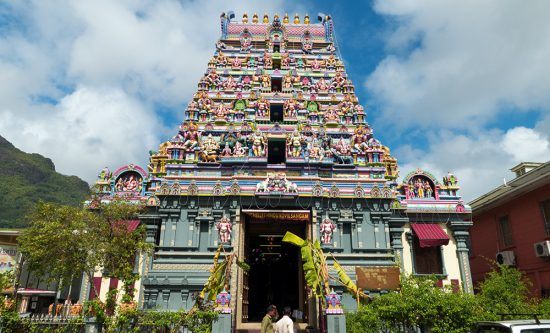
top-left (271, 77), bottom-right (282, 92)
top-left (268, 139), bottom-right (286, 164)
top-left (245, 217), bottom-right (306, 322)
top-left (270, 104), bottom-right (284, 122)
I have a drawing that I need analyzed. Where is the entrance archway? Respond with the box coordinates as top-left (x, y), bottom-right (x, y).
top-left (237, 210), bottom-right (310, 330)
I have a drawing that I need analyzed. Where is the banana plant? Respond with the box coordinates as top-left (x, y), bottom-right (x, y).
top-left (282, 231), bottom-right (330, 305)
top-left (199, 245), bottom-right (250, 303)
top-left (283, 231), bottom-right (370, 307)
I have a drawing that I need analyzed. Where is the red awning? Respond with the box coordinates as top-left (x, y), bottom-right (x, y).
top-left (411, 223), bottom-right (450, 248)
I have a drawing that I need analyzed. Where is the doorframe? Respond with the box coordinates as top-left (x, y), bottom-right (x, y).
top-left (235, 209), bottom-right (312, 330)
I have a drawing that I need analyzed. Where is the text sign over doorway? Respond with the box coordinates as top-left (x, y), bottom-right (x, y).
top-left (244, 210), bottom-right (310, 222)
top-left (355, 266), bottom-right (401, 290)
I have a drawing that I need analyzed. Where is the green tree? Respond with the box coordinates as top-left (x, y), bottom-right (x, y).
top-left (476, 263), bottom-right (535, 319)
top-left (347, 275), bottom-right (483, 333)
top-left (18, 200), bottom-right (151, 311)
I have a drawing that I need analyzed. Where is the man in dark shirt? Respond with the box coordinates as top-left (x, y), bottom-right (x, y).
top-left (260, 304), bottom-right (278, 333)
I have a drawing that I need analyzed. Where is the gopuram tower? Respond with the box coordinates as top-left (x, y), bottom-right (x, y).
top-left (92, 11), bottom-right (473, 332)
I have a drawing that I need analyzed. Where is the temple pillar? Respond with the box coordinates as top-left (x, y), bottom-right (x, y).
top-left (449, 221), bottom-right (474, 293)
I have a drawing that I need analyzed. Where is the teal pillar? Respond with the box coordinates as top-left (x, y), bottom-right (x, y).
top-left (327, 314), bottom-right (346, 333)
top-left (211, 313), bottom-right (232, 333)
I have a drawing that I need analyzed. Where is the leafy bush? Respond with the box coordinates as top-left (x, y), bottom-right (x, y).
top-left (347, 265), bottom-right (536, 333)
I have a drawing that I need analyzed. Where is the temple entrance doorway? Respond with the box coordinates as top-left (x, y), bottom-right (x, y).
top-left (238, 210), bottom-right (310, 331)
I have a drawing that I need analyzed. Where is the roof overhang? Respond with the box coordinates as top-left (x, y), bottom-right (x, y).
top-left (469, 162), bottom-right (550, 216)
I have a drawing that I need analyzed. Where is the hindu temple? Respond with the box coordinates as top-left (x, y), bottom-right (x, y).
top-left (90, 12), bottom-right (473, 332)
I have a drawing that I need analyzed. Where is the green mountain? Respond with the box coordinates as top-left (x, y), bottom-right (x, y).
top-left (0, 135), bottom-right (90, 228)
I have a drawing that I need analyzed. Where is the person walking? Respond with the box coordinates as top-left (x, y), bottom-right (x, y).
top-left (275, 306), bottom-right (296, 333)
top-left (261, 304), bottom-right (278, 333)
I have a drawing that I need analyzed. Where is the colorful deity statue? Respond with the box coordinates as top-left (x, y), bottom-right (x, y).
top-left (260, 73), bottom-right (271, 89)
top-left (221, 143), bottom-right (232, 157)
top-left (233, 141), bottom-right (247, 157)
top-left (205, 69), bottom-right (220, 88)
top-left (231, 57), bottom-right (242, 69)
top-left (326, 54), bottom-right (337, 69)
top-left (320, 218), bottom-right (336, 244)
top-left (186, 100), bottom-right (199, 120)
top-left (214, 103), bottom-right (229, 120)
top-left (281, 52), bottom-right (290, 68)
top-left (215, 52), bottom-right (228, 67)
top-left (98, 167), bottom-right (111, 182)
top-left (324, 104), bottom-right (340, 123)
top-left (316, 77), bottom-right (330, 93)
top-left (181, 122), bottom-right (200, 151)
top-left (202, 134), bottom-right (219, 154)
top-left (115, 173), bottom-right (142, 193)
top-left (222, 76), bottom-right (237, 91)
top-left (216, 216), bottom-right (232, 243)
top-left (216, 289), bottom-right (232, 314)
top-left (249, 130), bottom-right (266, 157)
top-left (351, 126), bottom-right (369, 153)
top-left (284, 99), bottom-right (299, 118)
top-left (301, 77), bottom-right (312, 92)
top-left (287, 130), bottom-right (304, 157)
top-left (255, 97), bottom-right (269, 117)
top-left (215, 40), bottom-right (226, 51)
top-left (310, 58), bottom-right (323, 71)
top-left (241, 75), bottom-right (252, 90)
top-left (443, 172), bottom-right (458, 187)
top-left (332, 72), bottom-right (345, 90)
top-left (282, 74), bottom-right (293, 90)
top-left (326, 290), bottom-right (343, 314)
top-left (331, 137), bottom-right (352, 164)
top-left (263, 52), bottom-right (272, 68)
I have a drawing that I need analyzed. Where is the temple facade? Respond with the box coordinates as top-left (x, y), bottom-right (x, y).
top-left (89, 12), bottom-right (473, 331)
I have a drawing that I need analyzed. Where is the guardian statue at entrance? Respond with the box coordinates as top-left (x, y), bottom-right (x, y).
top-left (320, 218), bottom-right (336, 245)
top-left (216, 216), bottom-right (232, 244)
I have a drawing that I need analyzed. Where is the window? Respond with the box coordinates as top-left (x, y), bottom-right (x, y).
top-left (541, 199), bottom-right (550, 235)
top-left (270, 104), bottom-right (283, 122)
top-left (271, 77), bottom-right (281, 92)
top-left (413, 237), bottom-right (444, 275)
top-left (267, 140), bottom-right (286, 164)
top-left (498, 215), bottom-right (513, 247)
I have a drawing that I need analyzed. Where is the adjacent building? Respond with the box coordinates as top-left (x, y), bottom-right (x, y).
top-left (469, 161), bottom-right (550, 296)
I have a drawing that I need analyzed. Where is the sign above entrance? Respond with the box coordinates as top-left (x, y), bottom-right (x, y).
top-left (245, 210), bottom-right (310, 222)
top-left (355, 266), bottom-right (401, 291)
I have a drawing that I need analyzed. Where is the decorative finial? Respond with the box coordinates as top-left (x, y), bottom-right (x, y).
top-left (304, 14), bottom-right (310, 24)
top-left (283, 13), bottom-right (289, 24)
top-left (242, 13), bottom-right (248, 24)
top-left (263, 13), bottom-right (269, 24)
top-left (294, 13), bottom-right (300, 24)
top-left (274, 13), bottom-right (279, 21)
top-left (252, 13), bottom-right (258, 24)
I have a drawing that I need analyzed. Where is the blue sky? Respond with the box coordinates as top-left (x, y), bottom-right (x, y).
top-left (0, 0), bottom-right (549, 201)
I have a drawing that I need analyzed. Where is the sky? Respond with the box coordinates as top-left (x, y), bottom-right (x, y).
top-left (0, 0), bottom-right (549, 202)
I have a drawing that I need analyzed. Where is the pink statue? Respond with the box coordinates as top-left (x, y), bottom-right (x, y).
top-left (320, 218), bottom-right (336, 245)
top-left (231, 57), bottom-right (242, 69)
top-left (217, 216), bottom-right (232, 244)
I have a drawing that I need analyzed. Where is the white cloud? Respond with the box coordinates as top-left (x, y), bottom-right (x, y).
top-left (367, 0), bottom-right (550, 200)
top-left (0, 86), bottom-right (162, 182)
top-left (368, 0), bottom-right (550, 129)
top-left (397, 127), bottom-right (550, 202)
top-left (0, 0), bottom-right (298, 183)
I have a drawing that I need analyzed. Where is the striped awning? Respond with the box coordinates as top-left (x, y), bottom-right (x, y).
top-left (411, 223), bottom-right (450, 248)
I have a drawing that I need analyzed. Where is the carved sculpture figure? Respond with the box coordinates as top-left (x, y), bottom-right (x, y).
top-left (287, 130), bottom-right (303, 157)
top-left (249, 130), bottom-right (266, 157)
top-left (98, 167), bottom-right (111, 181)
top-left (217, 216), bottom-right (232, 243)
top-left (320, 218), bottom-right (336, 244)
top-left (181, 123), bottom-right (200, 151)
top-left (255, 97), bottom-right (269, 117)
top-left (443, 172), bottom-right (458, 186)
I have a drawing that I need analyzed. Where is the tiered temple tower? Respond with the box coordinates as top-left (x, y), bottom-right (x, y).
top-left (91, 12), bottom-right (473, 331)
